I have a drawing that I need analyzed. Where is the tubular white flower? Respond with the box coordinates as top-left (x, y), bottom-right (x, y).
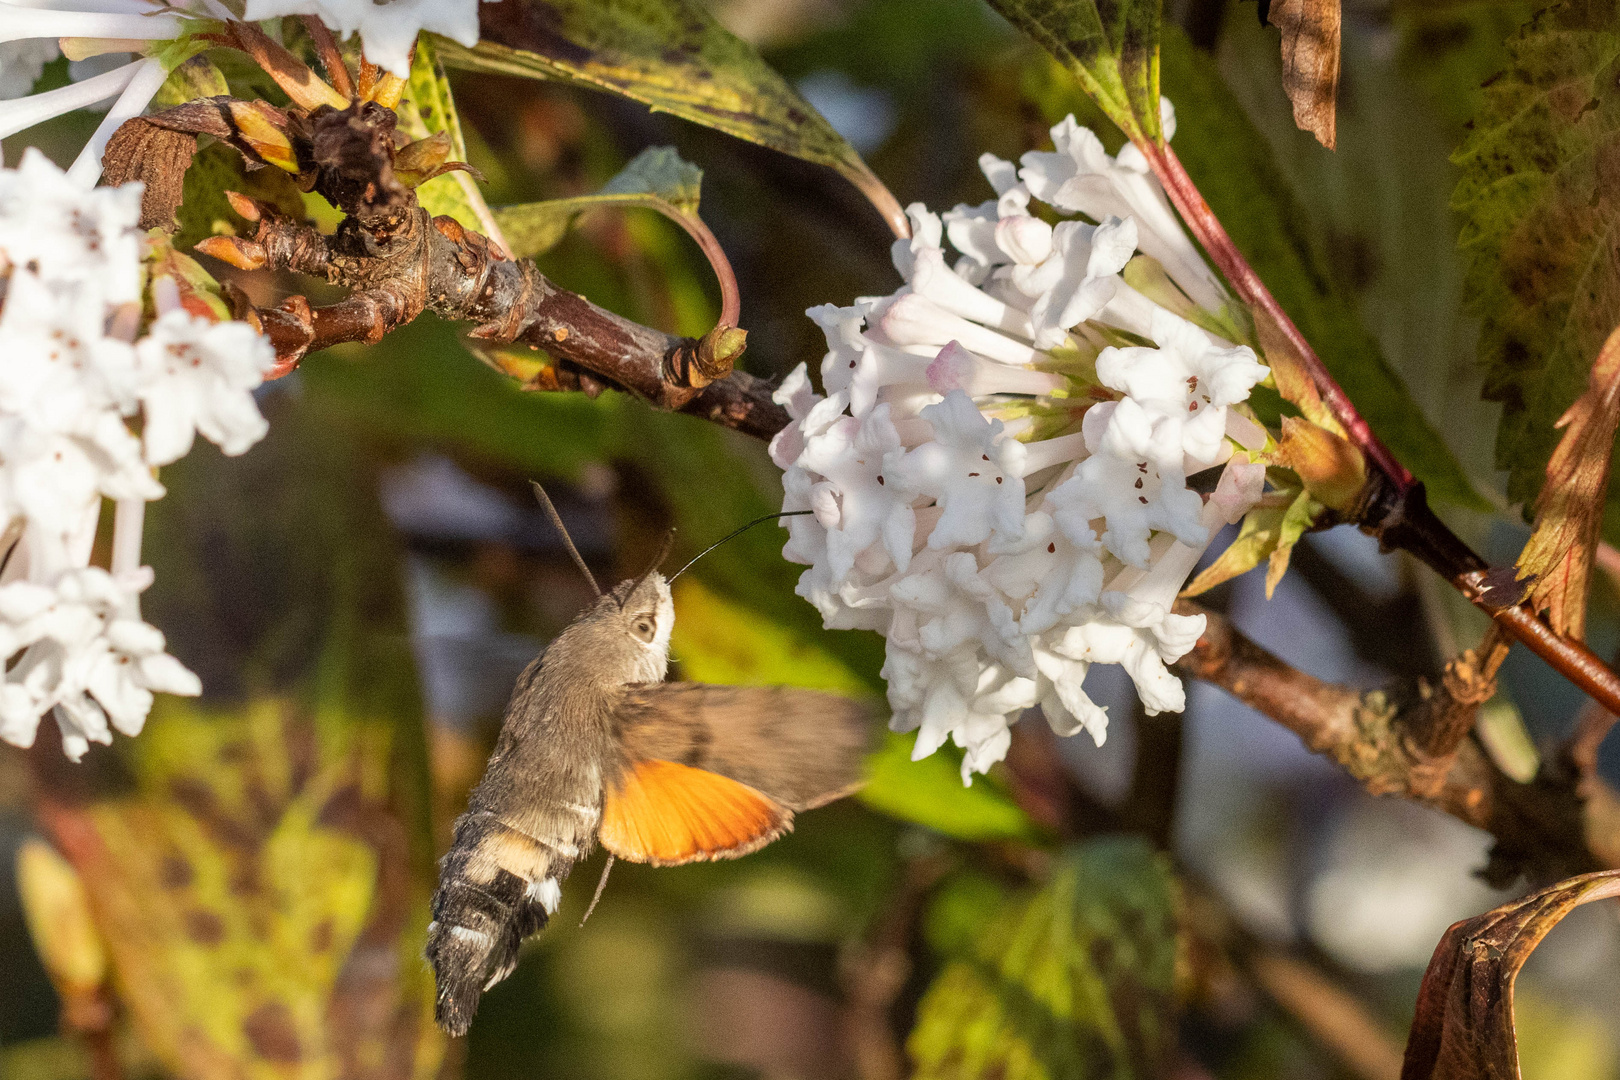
top-left (67, 53), bottom-right (163, 183)
top-left (1019, 108), bottom-right (1228, 313)
top-left (1095, 307), bottom-right (1271, 470)
top-left (134, 308), bottom-right (274, 464)
top-left (777, 110), bottom-right (1270, 782)
top-left (0, 0), bottom-right (495, 176)
top-left (0, 150), bottom-right (273, 758)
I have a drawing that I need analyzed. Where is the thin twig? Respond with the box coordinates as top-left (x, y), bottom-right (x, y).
top-left (1245, 951), bottom-right (1403, 1080)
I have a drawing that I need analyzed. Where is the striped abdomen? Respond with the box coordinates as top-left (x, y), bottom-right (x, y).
top-left (425, 795), bottom-right (600, 1035)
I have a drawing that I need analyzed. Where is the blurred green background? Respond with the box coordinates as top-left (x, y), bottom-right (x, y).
top-left (2, 0), bottom-right (1618, 1078)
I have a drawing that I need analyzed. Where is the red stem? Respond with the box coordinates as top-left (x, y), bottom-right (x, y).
top-left (650, 204), bottom-right (741, 329)
top-left (1144, 142), bottom-right (1414, 491)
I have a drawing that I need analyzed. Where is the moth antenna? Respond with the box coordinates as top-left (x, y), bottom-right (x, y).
top-left (667, 511), bottom-right (815, 584)
top-left (531, 480), bottom-right (601, 598)
top-left (579, 854), bottom-right (615, 927)
top-left (618, 529), bottom-right (677, 610)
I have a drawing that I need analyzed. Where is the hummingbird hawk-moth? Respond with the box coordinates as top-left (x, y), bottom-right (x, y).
top-left (425, 486), bottom-right (871, 1036)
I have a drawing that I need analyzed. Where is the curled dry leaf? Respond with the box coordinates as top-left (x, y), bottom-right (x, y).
top-left (1514, 324), bottom-right (1620, 640)
top-left (1266, 0), bottom-right (1341, 149)
top-left (1401, 870), bottom-right (1620, 1080)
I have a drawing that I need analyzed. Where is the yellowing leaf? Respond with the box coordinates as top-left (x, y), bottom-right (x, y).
top-left (1268, 485), bottom-right (1323, 597)
top-left (1181, 501), bottom-right (1287, 597)
top-left (1515, 324), bottom-right (1620, 639)
top-left (433, 0), bottom-right (899, 231)
top-left (1182, 473), bottom-right (1323, 598)
top-left (396, 36), bottom-right (488, 234)
top-left (36, 699), bottom-right (442, 1080)
top-left (15, 839), bottom-right (107, 1000)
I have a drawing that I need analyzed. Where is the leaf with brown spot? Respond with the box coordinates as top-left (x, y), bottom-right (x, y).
top-left (1453, 0), bottom-right (1620, 508)
top-left (29, 397), bottom-right (444, 1080)
top-left (1267, 0), bottom-right (1342, 149)
top-left (1400, 870), bottom-right (1620, 1079)
top-left (432, 0), bottom-right (901, 232)
top-left (1514, 324), bottom-right (1620, 639)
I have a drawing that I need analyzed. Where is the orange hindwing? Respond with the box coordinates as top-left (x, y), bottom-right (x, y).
top-left (598, 759), bottom-right (790, 866)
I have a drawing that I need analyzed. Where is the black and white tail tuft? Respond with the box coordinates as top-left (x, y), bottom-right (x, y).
top-left (425, 814), bottom-right (574, 1036)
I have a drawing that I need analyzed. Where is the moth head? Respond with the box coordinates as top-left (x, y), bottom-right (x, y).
top-left (598, 570), bottom-right (674, 681)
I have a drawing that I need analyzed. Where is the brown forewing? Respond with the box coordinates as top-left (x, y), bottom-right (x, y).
top-left (613, 683), bottom-right (871, 812)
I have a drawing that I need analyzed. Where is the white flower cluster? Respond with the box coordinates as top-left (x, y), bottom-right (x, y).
top-left (0, 150), bottom-right (276, 758)
top-left (0, 0), bottom-right (494, 184)
top-left (773, 111), bottom-right (1272, 782)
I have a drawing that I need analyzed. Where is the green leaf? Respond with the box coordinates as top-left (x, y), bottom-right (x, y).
top-left (494, 146), bottom-right (703, 259)
top-left (599, 145), bottom-right (701, 216)
top-left (431, 1), bottom-right (892, 218)
top-left (151, 54), bottom-right (229, 109)
top-left (1181, 499), bottom-right (1287, 597)
top-left (395, 36), bottom-right (485, 232)
top-left (987, 0), bottom-right (1164, 144)
top-left (1452, 0), bottom-right (1620, 509)
top-left (1268, 484), bottom-right (1322, 596)
top-left (909, 837), bottom-right (1181, 1080)
top-left (1147, 29), bottom-right (1487, 509)
top-left (861, 733), bottom-right (1043, 844)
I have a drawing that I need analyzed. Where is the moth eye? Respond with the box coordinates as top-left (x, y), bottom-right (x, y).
top-left (631, 616), bottom-right (657, 643)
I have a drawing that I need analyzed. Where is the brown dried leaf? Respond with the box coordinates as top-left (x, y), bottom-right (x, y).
top-left (101, 119), bottom-right (199, 231)
top-left (1267, 0), bottom-right (1341, 149)
top-left (1400, 870), bottom-right (1620, 1080)
top-left (1514, 324), bottom-right (1620, 639)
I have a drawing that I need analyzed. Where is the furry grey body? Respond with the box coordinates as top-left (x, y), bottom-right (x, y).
top-left (425, 576), bottom-right (674, 1036)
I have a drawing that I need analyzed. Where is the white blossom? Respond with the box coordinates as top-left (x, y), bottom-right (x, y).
top-left (0, 151), bottom-right (274, 757)
top-left (1019, 104), bottom-right (1229, 313)
top-left (135, 309), bottom-right (273, 464)
top-left (775, 112), bottom-right (1272, 781)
